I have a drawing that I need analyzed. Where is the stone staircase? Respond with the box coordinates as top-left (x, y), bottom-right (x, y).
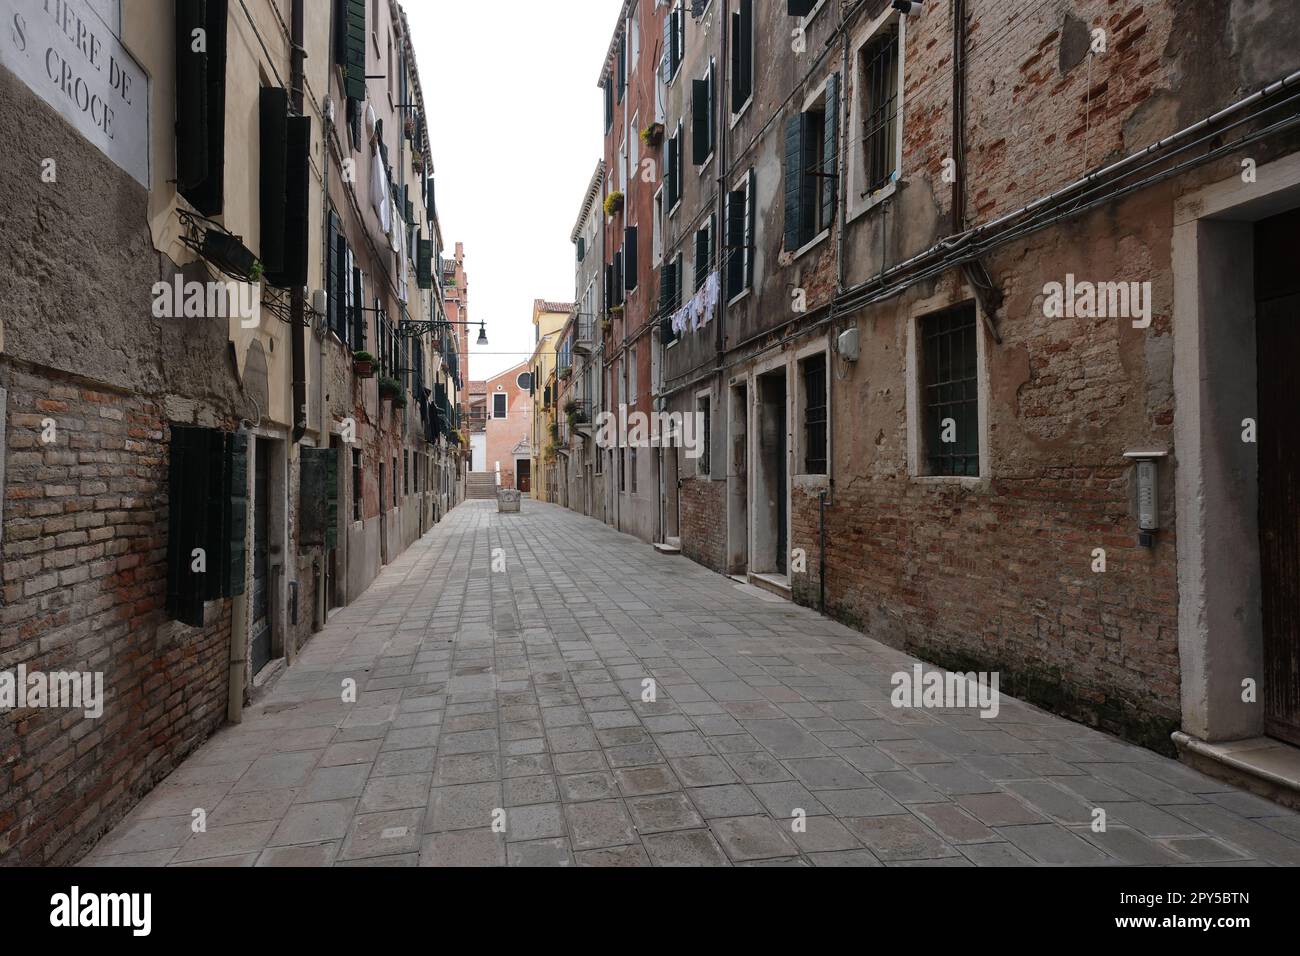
top-left (465, 472), bottom-right (498, 500)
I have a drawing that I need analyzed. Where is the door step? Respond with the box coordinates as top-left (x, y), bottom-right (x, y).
top-left (653, 537), bottom-right (681, 555)
top-left (747, 572), bottom-right (792, 600)
top-left (1173, 733), bottom-right (1300, 811)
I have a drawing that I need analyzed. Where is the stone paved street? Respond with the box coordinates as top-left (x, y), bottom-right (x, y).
top-left (86, 500), bottom-right (1300, 867)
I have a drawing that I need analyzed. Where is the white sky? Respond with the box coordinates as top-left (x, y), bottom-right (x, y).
top-left (404, 0), bottom-right (620, 381)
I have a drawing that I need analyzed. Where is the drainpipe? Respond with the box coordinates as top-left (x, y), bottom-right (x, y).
top-left (290, 0), bottom-right (307, 444)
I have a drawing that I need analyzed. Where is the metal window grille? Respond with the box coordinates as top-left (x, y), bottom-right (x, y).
top-left (921, 304), bottom-right (979, 477)
top-left (804, 354), bottom-right (828, 474)
top-left (861, 26), bottom-right (899, 196)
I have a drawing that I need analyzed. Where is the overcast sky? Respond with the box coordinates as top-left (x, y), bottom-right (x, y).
top-left (404, 1), bottom-right (619, 381)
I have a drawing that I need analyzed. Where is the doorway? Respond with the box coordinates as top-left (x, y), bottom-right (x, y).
top-left (517, 458), bottom-right (532, 494)
top-left (1256, 207), bottom-right (1300, 745)
top-left (755, 369), bottom-right (789, 576)
top-left (728, 382), bottom-right (749, 575)
top-left (251, 437), bottom-right (274, 675)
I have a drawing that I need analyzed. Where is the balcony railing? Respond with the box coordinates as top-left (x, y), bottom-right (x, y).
top-left (574, 315), bottom-right (595, 354)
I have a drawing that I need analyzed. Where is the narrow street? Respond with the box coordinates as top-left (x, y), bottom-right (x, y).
top-left (86, 500), bottom-right (1300, 867)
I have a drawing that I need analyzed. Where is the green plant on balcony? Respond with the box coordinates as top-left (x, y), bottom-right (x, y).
top-left (557, 366), bottom-right (572, 381)
top-left (563, 399), bottom-right (577, 415)
top-left (352, 350), bottom-right (376, 378)
top-left (604, 191), bottom-right (624, 217)
top-left (610, 304), bottom-right (624, 316)
top-left (640, 122), bottom-right (665, 147)
top-left (392, 393), bottom-right (408, 409)
top-left (378, 376), bottom-right (402, 400)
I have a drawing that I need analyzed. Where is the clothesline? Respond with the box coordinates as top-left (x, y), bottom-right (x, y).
top-left (669, 270), bottom-right (721, 336)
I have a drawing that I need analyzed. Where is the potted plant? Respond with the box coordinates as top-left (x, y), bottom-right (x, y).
top-left (640, 122), bottom-right (665, 148)
top-left (392, 393), bottom-right (408, 410)
top-left (604, 191), bottom-right (624, 217)
top-left (563, 399), bottom-right (577, 416)
top-left (403, 117), bottom-right (416, 140)
top-left (352, 350), bottom-right (376, 378)
top-left (378, 376), bottom-right (402, 400)
top-left (411, 149), bottom-right (423, 169)
top-left (610, 304), bottom-right (624, 317)
top-left (600, 317), bottom-right (612, 332)
top-left (557, 366), bottom-right (572, 381)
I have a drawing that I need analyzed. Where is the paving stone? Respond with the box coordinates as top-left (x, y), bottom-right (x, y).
top-left (172, 821), bottom-right (277, 863)
top-left (909, 802), bottom-right (999, 843)
top-left (642, 829), bottom-right (732, 866)
top-left (575, 845), bottom-right (652, 866)
top-left (627, 792), bottom-right (705, 833)
top-left (790, 815), bottom-right (862, 853)
top-left (372, 748), bottom-right (437, 777)
top-left (504, 803), bottom-right (566, 842)
top-left (808, 849), bottom-right (883, 866)
top-left (750, 781), bottom-right (829, 818)
top-left (688, 785), bottom-right (765, 819)
top-left (256, 842), bottom-right (339, 866)
top-left (996, 823), bottom-right (1112, 865)
top-left (297, 764), bottom-right (371, 804)
top-left (552, 751), bottom-right (607, 775)
top-left (842, 814), bottom-right (957, 861)
top-left (271, 800), bottom-right (356, 846)
top-left (565, 800), bottom-right (637, 850)
top-left (559, 772), bottom-right (619, 803)
top-left (506, 838), bottom-right (573, 867)
top-left (614, 765), bottom-right (680, 796)
top-left (426, 783), bottom-right (501, 833)
top-left (210, 789), bottom-right (298, 827)
top-left (504, 774), bottom-right (560, 807)
top-left (958, 842), bottom-right (1037, 866)
top-left (670, 755), bottom-right (740, 787)
top-left (956, 792), bottom-right (1049, 827)
top-left (784, 756), bottom-right (873, 790)
top-left (359, 773), bottom-right (432, 813)
top-left (814, 788), bottom-right (906, 818)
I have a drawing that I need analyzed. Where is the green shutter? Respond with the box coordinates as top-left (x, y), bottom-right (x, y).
top-left (176, 0), bottom-right (228, 215)
top-left (342, 0), bottom-right (367, 101)
top-left (692, 79), bottom-right (711, 165)
top-left (299, 448), bottom-right (332, 546)
top-left (418, 238), bottom-right (433, 288)
top-left (265, 114), bottom-right (311, 288)
top-left (226, 431), bottom-right (248, 598)
top-left (327, 212), bottom-right (339, 335)
top-left (784, 114), bottom-right (804, 253)
top-left (258, 87), bottom-right (288, 276)
top-left (822, 72), bottom-right (840, 231)
top-left (624, 227), bottom-right (638, 292)
top-left (352, 267), bottom-right (367, 347)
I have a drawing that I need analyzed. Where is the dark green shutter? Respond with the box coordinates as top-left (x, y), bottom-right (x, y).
top-left (226, 431), bottom-right (248, 597)
top-left (726, 187), bottom-right (745, 297)
top-left (577, 237), bottom-right (586, 262)
top-left (746, 169), bottom-right (756, 289)
top-left (784, 114), bottom-right (804, 253)
top-left (822, 72), bottom-right (840, 230)
top-left (165, 426), bottom-right (195, 625)
top-left (299, 448), bottom-right (332, 546)
top-left (624, 227), bottom-right (638, 292)
top-left (788, 0), bottom-right (816, 15)
top-left (324, 449), bottom-right (339, 549)
top-left (352, 267), bottom-right (367, 348)
top-left (176, 0), bottom-right (228, 216)
top-left (692, 79), bottom-right (711, 165)
top-left (695, 223), bottom-right (710, 290)
top-left (265, 115), bottom-right (311, 288)
top-left (659, 261), bottom-right (678, 343)
top-left (258, 88), bottom-right (288, 276)
top-left (342, 0), bottom-right (366, 100)
top-left (418, 238), bottom-right (433, 288)
top-left (326, 212), bottom-right (339, 336)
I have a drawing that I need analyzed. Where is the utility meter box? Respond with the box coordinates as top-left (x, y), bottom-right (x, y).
top-left (837, 327), bottom-right (860, 362)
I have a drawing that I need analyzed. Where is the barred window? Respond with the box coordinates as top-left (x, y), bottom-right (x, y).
top-left (802, 353), bottom-right (827, 475)
top-left (860, 25), bottom-right (899, 196)
top-left (920, 304), bottom-right (980, 477)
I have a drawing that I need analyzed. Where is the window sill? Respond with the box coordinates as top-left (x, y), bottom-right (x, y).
top-left (729, 97), bottom-right (753, 129)
top-left (847, 177), bottom-right (900, 225)
top-left (790, 228), bottom-right (831, 262)
top-left (697, 152), bottom-right (715, 175)
top-left (910, 473), bottom-right (985, 486)
top-left (794, 474), bottom-right (830, 491)
top-left (727, 288), bottom-right (751, 308)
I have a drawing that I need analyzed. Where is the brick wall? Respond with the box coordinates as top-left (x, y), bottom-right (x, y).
top-left (1, 365), bottom-right (232, 864)
top-left (679, 477), bottom-right (726, 574)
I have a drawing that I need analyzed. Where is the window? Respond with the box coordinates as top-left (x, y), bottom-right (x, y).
top-left (403, 450), bottom-right (409, 495)
top-left (617, 33), bottom-right (627, 102)
top-left (659, 256), bottom-right (681, 345)
top-left (619, 446), bottom-right (626, 491)
top-left (859, 22), bottom-right (901, 198)
top-left (730, 0), bottom-right (754, 115)
top-left (492, 393), bottom-right (507, 419)
top-left (624, 226), bottom-right (638, 292)
top-left (666, 123), bottom-right (683, 212)
top-left (351, 449), bottom-right (362, 521)
top-left (725, 170), bottom-right (755, 300)
top-left (653, 189), bottom-right (664, 265)
top-left (604, 79), bottom-right (614, 134)
top-left (662, 1), bottom-right (685, 84)
top-left (629, 346), bottom-right (638, 402)
top-left (694, 215), bottom-right (715, 292)
top-left (919, 304), bottom-right (980, 477)
top-left (515, 372), bottom-right (531, 391)
top-left (392, 456), bottom-right (399, 506)
top-left (697, 394), bottom-right (711, 476)
top-left (630, 447), bottom-right (638, 493)
top-left (692, 60), bottom-right (716, 165)
top-left (784, 74), bottom-right (839, 251)
top-left (801, 353), bottom-right (828, 474)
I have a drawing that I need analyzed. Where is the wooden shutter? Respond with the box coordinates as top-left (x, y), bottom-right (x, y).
top-left (342, 0), bottom-right (366, 100)
top-left (659, 261), bottom-right (678, 343)
top-left (352, 267), bottom-right (367, 348)
top-left (577, 237), bottom-right (586, 262)
top-left (275, 115), bottom-right (312, 288)
top-left (726, 187), bottom-right (745, 297)
top-left (613, 251), bottom-right (624, 306)
top-left (300, 447), bottom-right (334, 546)
top-left (225, 431), bottom-right (248, 597)
top-left (739, 1), bottom-right (753, 106)
top-left (788, 0), bottom-right (816, 14)
top-left (692, 79), bottom-right (711, 165)
top-left (695, 221), bottom-right (710, 290)
top-left (624, 227), bottom-right (638, 292)
top-left (418, 238), bottom-right (433, 288)
top-left (784, 114), bottom-right (805, 253)
top-left (746, 169), bottom-right (756, 288)
top-left (326, 212), bottom-right (340, 335)
top-left (822, 72), bottom-right (840, 229)
top-left (258, 88), bottom-right (288, 275)
top-left (662, 14), bottom-right (674, 85)
top-left (604, 264), bottom-right (613, 311)
top-left (175, 0), bottom-right (228, 215)
top-left (342, 243), bottom-right (355, 345)
top-left (165, 426), bottom-right (199, 626)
